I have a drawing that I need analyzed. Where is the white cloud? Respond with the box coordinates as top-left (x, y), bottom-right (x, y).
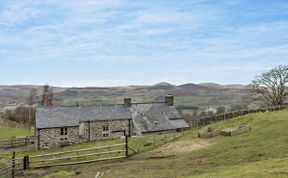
top-left (0, 0), bottom-right (287, 86)
top-left (0, 2), bottom-right (39, 25)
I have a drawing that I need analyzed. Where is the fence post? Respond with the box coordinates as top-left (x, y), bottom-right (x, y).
top-left (11, 137), bottom-right (14, 148)
top-left (23, 156), bottom-right (26, 170)
top-left (23, 155), bottom-right (29, 170)
top-left (27, 155), bottom-right (30, 169)
top-left (125, 134), bottom-right (128, 157)
top-left (11, 151), bottom-right (15, 178)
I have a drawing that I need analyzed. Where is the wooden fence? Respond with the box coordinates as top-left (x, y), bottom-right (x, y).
top-left (15, 135), bottom-right (129, 170)
top-left (0, 152), bottom-right (24, 178)
top-left (0, 136), bottom-right (129, 177)
top-left (195, 105), bottom-right (288, 127)
top-left (0, 136), bottom-right (34, 149)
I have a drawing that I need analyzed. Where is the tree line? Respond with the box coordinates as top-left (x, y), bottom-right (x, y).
top-left (4, 85), bottom-right (54, 126)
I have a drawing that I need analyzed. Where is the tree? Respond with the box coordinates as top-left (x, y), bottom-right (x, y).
top-left (27, 88), bottom-right (37, 106)
top-left (207, 111), bottom-right (214, 117)
top-left (26, 88), bottom-right (37, 132)
top-left (4, 106), bottom-right (35, 125)
top-left (250, 65), bottom-right (288, 106)
top-left (4, 88), bottom-right (38, 128)
top-left (216, 106), bottom-right (226, 115)
top-left (40, 85), bottom-right (53, 106)
top-left (192, 110), bottom-right (198, 119)
top-left (229, 103), bottom-right (249, 112)
top-left (199, 111), bottom-right (207, 118)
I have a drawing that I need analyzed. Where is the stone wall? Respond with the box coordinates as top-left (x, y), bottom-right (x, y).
top-left (37, 126), bottom-right (81, 149)
top-left (36, 119), bottom-right (132, 150)
top-left (89, 119), bottom-right (132, 141)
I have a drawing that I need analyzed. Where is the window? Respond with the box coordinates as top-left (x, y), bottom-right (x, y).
top-left (102, 126), bottom-right (109, 132)
top-left (60, 128), bottom-right (68, 136)
top-left (102, 126), bottom-right (109, 137)
top-left (103, 133), bottom-right (109, 137)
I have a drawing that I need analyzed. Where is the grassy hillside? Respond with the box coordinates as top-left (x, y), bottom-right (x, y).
top-left (26, 109), bottom-right (288, 178)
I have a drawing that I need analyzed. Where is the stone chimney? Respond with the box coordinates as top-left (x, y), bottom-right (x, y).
top-left (165, 94), bottom-right (174, 106)
top-left (124, 98), bottom-right (132, 107)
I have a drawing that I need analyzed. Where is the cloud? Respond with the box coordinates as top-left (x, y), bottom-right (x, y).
top-left (0, 0), bottom-right (287, 86)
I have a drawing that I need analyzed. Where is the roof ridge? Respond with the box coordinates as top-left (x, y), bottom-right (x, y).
top-left (36, 102), bottom-right (168, 109)
top-left (36, 104), bottom-right (125, 109)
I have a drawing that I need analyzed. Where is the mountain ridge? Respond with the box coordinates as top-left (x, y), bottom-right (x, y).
top-left (0, 82), bottom-right (249, 108)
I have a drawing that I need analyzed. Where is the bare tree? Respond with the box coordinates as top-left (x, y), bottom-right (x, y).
top-left (27, 88), bottom-right (37, 105)
top-left (250, 65), bottom-right (288, 106)
top-left (26, 88), bottom-right (37, 132)
top-left (40, 85), bottom-right (53, 106)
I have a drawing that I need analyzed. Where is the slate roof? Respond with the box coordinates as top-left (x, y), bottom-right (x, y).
top-left (36, 103), bottom-right (189, 133)
top-left (129, 103), bottom-right (189, 134)
top-left (35, 105), bottom-right (131, 129)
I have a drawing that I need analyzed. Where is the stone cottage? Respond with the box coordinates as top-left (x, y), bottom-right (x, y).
top-left (35, 95), bottom-right (189, 149)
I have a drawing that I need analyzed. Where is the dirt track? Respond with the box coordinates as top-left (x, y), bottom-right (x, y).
top-left (132, 138), bottom-right (213, 160)
top-left (0, 145), bottom-right (34, 154)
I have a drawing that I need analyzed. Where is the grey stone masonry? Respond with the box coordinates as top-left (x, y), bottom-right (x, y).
top-left (35, 95), bottom-right (189, 149)
top-left (36, 126), bottom-right (80, 149)
top-left (89, 119), bottom-right (131, 141)
top-left (36, 119), bottom-right (132, 150)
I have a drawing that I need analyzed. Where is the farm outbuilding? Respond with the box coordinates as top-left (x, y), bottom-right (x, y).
top-left (35, 95), bottom-right (189, 149)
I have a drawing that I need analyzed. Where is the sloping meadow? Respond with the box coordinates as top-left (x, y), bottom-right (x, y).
top-left (18, 109), bottom-right (288, 178)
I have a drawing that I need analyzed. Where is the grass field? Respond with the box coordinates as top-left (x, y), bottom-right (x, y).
top-left (0, 127), bottom-right (33, 139)
top-left (174, 96), bottom-right (211, 106)
top-left (0, 131), bottom-right (183, 169)
top-left (1, 109), bottom-right (287, 177)
top-left (21, 109), bottom-right (288, 178)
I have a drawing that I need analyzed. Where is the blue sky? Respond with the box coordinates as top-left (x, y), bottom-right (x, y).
top-left (0, 0), bottom-right (287, 87)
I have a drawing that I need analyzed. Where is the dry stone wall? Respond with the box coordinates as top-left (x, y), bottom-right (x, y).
top-left (36, 119), bottom-right (132, 149)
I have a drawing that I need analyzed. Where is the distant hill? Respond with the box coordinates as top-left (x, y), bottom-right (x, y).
top-left (0, 85), bottom-right (65, 103)
top-left (178, 83), bottom-right (209, 90)
top-left (0, 82), bottom-right (249, 109)
top-left (198, 83), bottom-right (248, 89)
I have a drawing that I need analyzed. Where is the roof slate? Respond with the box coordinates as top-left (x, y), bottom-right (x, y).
top-left (129, 103), bottom-right (189, 133)
top-left (35, 103), bottom-right (189, 133)
top-left (36, 105), bottom-right (131, 129)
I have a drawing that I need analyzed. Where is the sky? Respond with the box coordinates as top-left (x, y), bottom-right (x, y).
top-left (0, 0), bottom-right (287, 87)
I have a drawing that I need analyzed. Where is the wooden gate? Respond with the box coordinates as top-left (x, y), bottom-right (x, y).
top-left (21, 134), bottom-right (128, 169)
top-left (0, 152), bottom-right (24, 178)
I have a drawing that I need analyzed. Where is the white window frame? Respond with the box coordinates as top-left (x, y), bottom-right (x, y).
top-left (60, 127), bottom-right (68, 136)
top-left (102, 126), bottom-right (109, 137)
